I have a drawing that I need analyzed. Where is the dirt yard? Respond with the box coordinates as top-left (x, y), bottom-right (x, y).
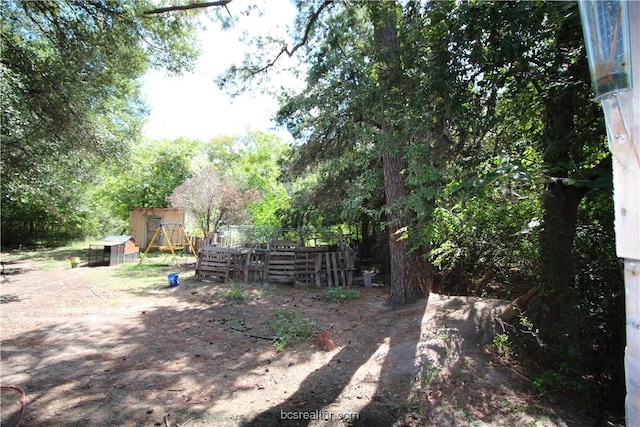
top-left (1, 255), bottom-right (594, 426)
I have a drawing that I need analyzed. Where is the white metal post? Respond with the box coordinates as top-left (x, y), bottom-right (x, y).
top-left (623, 3), bottom-right (640, 423)
top-left (578, 1), bottom-right (640, 424)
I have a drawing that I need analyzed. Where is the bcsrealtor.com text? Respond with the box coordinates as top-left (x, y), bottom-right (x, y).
top-left (280, 410), bottom-right (360, 421)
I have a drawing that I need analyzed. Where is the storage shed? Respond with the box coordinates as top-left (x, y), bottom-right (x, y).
top-left (129, 208), bottom-right (186, 249)
top-left (88, 236), bottom-right (139, 267)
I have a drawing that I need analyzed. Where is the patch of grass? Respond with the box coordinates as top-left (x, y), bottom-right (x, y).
top-left (387, 396), bottom-right (422, 418)
top-left (223, 285), bottom-right (245, 301)
top-left (271, 308), bottom-right (316, 352)
top-left (501, 398), bottom-right (525, 413)
top-left (112, 262), bottom-right (180, 289)
top-left (322, 287), bottom-right (360, 302)
top-left (123, 261), bottom-right (171, 274)
top-left (415, 362), bottom-right (438, 387)
top-left (6, 240), bottom-right (93, 268)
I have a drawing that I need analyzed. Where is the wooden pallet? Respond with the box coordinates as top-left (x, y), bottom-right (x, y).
top-left (314, 251), bottom-right (357, 287)
top-left (196, 246), bottom-right (236, 283)
top-left (295, 247), bottom-right (327, 284)
top-left (243, 250), bottom-right (268, 283)
top-left (267, 251), bottom-right (296, 283)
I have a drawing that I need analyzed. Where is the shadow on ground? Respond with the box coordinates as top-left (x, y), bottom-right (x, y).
top-left (1, 262), bottom-right (594, 426)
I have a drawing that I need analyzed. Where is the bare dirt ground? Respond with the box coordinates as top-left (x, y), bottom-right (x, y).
top-left (1, 256), bottom-right (595, 427)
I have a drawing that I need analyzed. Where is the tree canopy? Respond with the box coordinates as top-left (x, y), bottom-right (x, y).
top-left (1, 0), bottom-right (201, 243)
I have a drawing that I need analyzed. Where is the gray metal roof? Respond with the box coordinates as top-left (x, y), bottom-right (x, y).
top-left (90, 235), bottom-right (136, 247)
top-left (103, 235), bottom-right (134, 244)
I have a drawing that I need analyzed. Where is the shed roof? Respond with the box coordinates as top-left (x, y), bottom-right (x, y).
top-left (104, 235), bottom-right (135, 243)
top-left (91, 235), bottom-right (135, 247)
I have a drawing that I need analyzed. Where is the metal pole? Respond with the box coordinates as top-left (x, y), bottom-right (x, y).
top-left (623, 3), bottom-right (640, 423)
top-left (579, 1), bottom-right (640, 423)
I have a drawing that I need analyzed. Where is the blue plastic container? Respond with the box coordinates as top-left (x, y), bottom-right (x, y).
top-left (167, 273), bottom-right (179, 287)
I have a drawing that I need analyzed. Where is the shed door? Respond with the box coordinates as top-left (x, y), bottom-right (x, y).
top-left (146, 217), bottom-right (163, 248)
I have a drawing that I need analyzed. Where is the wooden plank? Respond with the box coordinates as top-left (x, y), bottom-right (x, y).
top-left (331, 252), bottom-right (340, 287)
top-left (315, 253), bottom-right (323, 287)
top-left (270, 240), bottom-right (299, 250)
top-left (344, 251), bottom-right (355, 287)
top-left (325, 253), bottom-right (333, 287)
top-left (243, 252), bottom-right (266, 283)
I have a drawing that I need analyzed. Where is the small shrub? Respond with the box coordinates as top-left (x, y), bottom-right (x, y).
top-left (491, 333), bottom-right (514, 357)
top-left (223, 286), bottom-right (245, 301)
top-left (531, 363), bottom-right (587, 395)
top-left (271, 308), bottom-right (316, 352)
top-left (322, 287), bottom-right (360, 302)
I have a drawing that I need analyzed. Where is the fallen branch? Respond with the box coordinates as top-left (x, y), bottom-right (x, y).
top-left (228, 325), bottom-right (273, 340)
top-left (247, 334), bottom-right (275, 341)
top-left (502, 287), bottom-right (537, 323)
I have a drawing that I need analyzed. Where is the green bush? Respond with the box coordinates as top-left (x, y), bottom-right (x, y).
top-left (223, 285), bottom-right (245, 301)
top-left (271, 308), bottom-right (316, 352)
top-left (531, 363), bottom-right (587, 396)
top-left (322, 287), bottom-right (360, 302)
top-left (491, 333), bottom-right (514, 358)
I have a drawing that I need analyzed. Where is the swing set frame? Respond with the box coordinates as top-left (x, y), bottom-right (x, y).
top-left (138, 222), bottom-right (197, 266)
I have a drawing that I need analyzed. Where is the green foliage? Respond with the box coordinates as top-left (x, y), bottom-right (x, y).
top-left (2, 0), bottom-right (623, 415)
top-left (531, 364), bottom-right (587, 396)
top-left (223, 285), bottom-right (245, 301)
top-left (94, 139), bottom-right (198, 220)
top-left (271, 308), bottom-right (316, 352)
top-left (491, 334), bottom-right (514, 358)
top-left (1, 0), bottom-right (199, 245)
top-left (322, 287), bottom-right (361, 302)
top-left (231, 132), bottom-right (291, 226)
top-left (268, 2), bottom-right (618, 413)
top-left (415, 362), bottom-right (438, 388)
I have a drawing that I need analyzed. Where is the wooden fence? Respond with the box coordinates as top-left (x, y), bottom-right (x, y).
top-left (196, 244), bottom-right (360, 287)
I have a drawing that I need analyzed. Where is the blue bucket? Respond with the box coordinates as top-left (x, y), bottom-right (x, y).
top-left (167, 273), bottom-right (179, 287)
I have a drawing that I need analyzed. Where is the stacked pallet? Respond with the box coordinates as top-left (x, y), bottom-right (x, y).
top-left (314, 250), bottom-right (357, 287)
top-left (294, 247), bottom-right (328, 284)
top-left (196, 246), bottom-right (236, 283)
top-left (196, 244), bottom-right (359, 286)
top-left (267, 250), bottom-right (296, 283)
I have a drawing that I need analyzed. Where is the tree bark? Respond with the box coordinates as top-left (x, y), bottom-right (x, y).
top-left (370, 2), bottom-right (433, 306)
top-left (382, 151), bottom-right (432, 306)
top-left (531, 36), bottom-right (598, 355)
top-left (535, 180), bottom-right (588, 333)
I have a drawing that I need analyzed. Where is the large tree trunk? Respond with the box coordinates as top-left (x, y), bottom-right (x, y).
top-left (371, 2), bottom-right (433, 306)
top-left (539, 181), bottom-right (587, 296)
top-left (536, 180), bottom-right (587, 319)
top-left (383, 151), bottom-right (432, 306)
top-left (531, 40), bottom-right (594, 357)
